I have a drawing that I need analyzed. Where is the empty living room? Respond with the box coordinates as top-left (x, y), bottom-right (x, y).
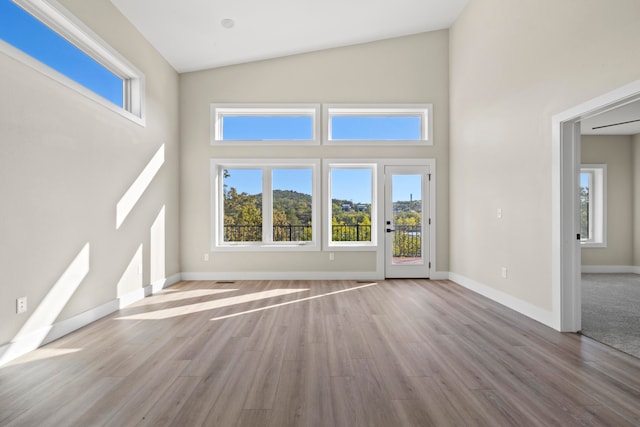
top-left (1, 0), bottom-right (640, 425)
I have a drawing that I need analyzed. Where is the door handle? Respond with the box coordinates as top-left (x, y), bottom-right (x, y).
top-left (386, 228), bottom-right (395, 233)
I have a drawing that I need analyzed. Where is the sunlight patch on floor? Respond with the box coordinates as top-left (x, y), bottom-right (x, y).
top-left (116, 288), bottom-right (309, 320)
top-left (210, 282), bottom-right (378, 321)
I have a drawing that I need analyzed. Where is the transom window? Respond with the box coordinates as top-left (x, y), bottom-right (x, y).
top-left (580, 164), bottom-right (606, 247)
top-left (324, 104), bottom-right (432, 145)
top-left (211, 104), bottom-right (320, 144)
top-left (0, 0), bottom-right (145, 123)
top-left (212, 160), bottom-right (320, 250)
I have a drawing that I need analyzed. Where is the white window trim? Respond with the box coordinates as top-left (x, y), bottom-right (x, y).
top-left (580, 164), bottom-right (607, 248)
top-left (0, 0), bottom-right (145, 125)
top-left (211, 158), bottom-right (321, 252)
top-left (323, 104), bottom-right (433, 146)
top-left (323, 161), bottom-right (378, 251)
top-left (210, 103), bottom-right (321, 145)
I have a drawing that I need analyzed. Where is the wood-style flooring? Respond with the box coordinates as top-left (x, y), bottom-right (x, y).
top-left (1, 279), bottom-right (640, 426)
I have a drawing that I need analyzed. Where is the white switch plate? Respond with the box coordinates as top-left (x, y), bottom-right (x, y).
top-left (203, 253), bottom-right (210, 262)
top-left (501, 267), bottom-right (508, 279)
top-left (16, 297), bottom-right (27, 314)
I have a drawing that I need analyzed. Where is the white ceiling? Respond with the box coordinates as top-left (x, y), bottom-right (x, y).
top-left (109, 0), bottom-right (468, 73)
top-left (581, 101), bottom-right (640, 136)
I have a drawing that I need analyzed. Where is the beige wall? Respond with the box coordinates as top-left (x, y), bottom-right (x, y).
top-left (449, 0), bottom-right (640, 310)
top-left (633, 134), bottom-right (640, 266)
top-left (580, 135), bottom-right (633, 266)
top-left (0, 0), bottom-right (179, 347)
top-left (179, 32), bottom-right (450, 275)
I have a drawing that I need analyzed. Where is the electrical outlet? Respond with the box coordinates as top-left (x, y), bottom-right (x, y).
top-left (16, 297), bottom-right (27, 314)
top-left (329, 252), bottom-right (334, 261)
top-left (497, 208), bottom-right (502, 219)
top-left (203, 253), bottom-right (210, 262)
top-left (501, 267), bottom-right (508, 279)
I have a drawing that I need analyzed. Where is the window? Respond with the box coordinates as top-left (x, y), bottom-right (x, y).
top-left (324, 104), bottom-right (432, 145)
top-left (0, 0), bottom-right (145, 123)
top-left (580, 164), bottom-right (606, 247)
top-left (211, 104), bottom-right (320, 145)
top-left (325, 163), bottom-right (377, 249)
top-left (212, 159), bottom-right (320, 250)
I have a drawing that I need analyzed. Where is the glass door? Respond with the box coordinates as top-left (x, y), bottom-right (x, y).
top-left (384, 166), bottom-right (430, 278)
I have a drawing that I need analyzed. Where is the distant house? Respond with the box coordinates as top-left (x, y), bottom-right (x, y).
top-left (341, 203), bottom-right (352, 211)
top-left (356, 204), bottom-right (367, 212)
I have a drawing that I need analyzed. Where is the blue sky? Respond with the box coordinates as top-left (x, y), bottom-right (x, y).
top-left (332, 116), bottom-right (421, 140)
top-left (223, 116), bottom-right (313, 140)
top-left (225, 169), bottom-right (312, 196)
top-left (580, 172), bottom-right (589, 189)
top-left (0, 0), bottom-right (123, 106)
top-left (222, 115), bottom-right (421, 141)
top-left (5, 0), bottom-right (422, 203)
top-left (392, 174), bottom-right (422, 202)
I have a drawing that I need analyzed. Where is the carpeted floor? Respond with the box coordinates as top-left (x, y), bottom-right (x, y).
top-left (581, 273), bottom-right (640, 359)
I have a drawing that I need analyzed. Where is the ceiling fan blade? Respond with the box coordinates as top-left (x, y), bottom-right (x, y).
top-left (592, 118), bottom-right (640, 130)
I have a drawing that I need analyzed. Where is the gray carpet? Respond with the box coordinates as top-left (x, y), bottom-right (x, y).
top-left (581, 273), bottom-right (640, 359)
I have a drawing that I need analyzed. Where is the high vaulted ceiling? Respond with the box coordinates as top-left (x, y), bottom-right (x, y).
top-left (110, 0), bottom-right (468, 73)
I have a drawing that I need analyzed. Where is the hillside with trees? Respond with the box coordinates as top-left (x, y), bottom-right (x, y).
top-left (223, 186), bottom-right (422, 256)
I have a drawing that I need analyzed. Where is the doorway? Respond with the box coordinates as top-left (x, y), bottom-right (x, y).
top-left (553, 80), bottom-right (640, 332)
top-left (384, 165), bottom-right (430, 278)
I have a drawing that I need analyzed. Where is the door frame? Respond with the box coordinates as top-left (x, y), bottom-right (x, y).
top-left (378, 159), bottom-right (436, 279)
top-left (384, 165), bottom-right (431, 278)
top-left (552, 80), bottom-right (640, 332)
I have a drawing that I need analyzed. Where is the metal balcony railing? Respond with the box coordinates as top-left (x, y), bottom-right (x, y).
top-left (223, 223), bottom-right (421, 257)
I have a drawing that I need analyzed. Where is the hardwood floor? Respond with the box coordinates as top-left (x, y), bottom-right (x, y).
top-left (2, 279), bottom-right (640, 426)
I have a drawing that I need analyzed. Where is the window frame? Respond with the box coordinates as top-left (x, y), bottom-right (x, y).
top-left (210, 103), bottom-right (321, 145)
top-left (211, 158), bottom-right (321, 251)
top-left (324, 161), bottom-right (378, 251)
top-left (580, 164), bottom-right (607, 247)
top-left (0, 0), bottom-right (145, 125)
top-left (323, 104), bottom-right (433, 145)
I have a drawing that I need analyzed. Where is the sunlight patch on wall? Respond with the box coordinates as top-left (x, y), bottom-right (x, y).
top-left (7, 243), bottom-right (90, 359)
top-left (150, 205), bottom-right (165, 283)
top-left (116, 144), bottom-right (165, 229)
top-left (116, 244), bottom-right (143, 298)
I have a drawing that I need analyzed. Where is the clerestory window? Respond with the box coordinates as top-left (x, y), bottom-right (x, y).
top-left (0, 0), bottom-right (145, 124)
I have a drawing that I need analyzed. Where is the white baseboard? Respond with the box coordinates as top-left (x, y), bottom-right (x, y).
top-left (581, 265), bottom-right (640, 274)
top-left (0, 298), bottom-right (119, 366)
top-left (151, 273), bottom-right (183, 292)
top-left (0, 273), bottom-right (182, 367)
top-left (181, 271), bottom-right (449, 281)
top-left (448, 273), bottom-right (555, 329)
top-left (429, 271), bottom-right (450, 280)
top-left (181, 271), bottom-right (383, 281)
